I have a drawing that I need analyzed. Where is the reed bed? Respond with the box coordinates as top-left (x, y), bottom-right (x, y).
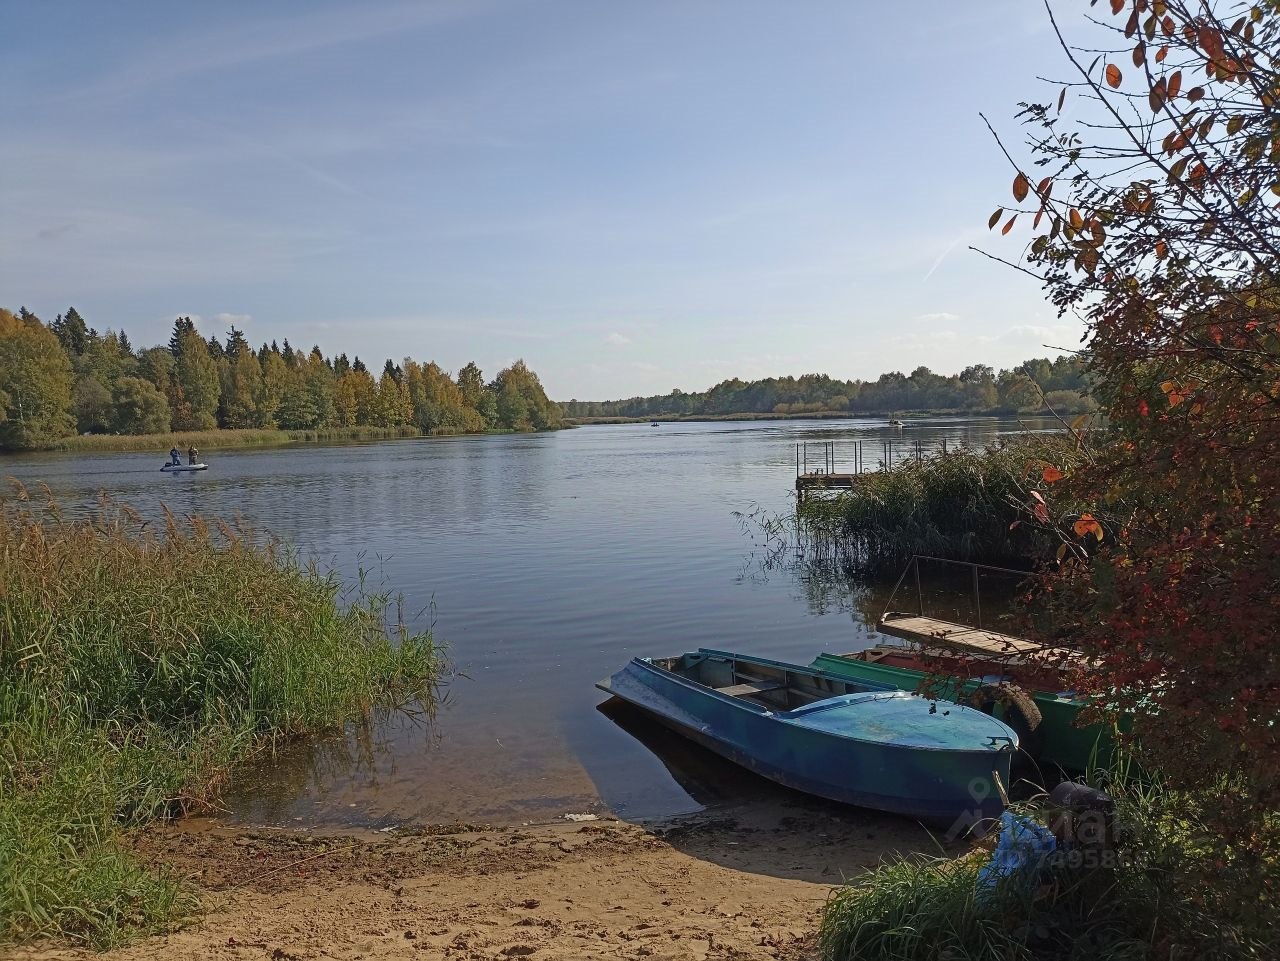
top-left (41, 425), bottom-right (422, 453)
top-left (797, 438), bottom-right (1083, 577)
top-left (0, 483), bottom-right (440, 947)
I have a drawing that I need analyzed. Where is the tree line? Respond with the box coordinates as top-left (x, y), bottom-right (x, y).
top-left (560, 356), bottom-right (1092, 419)
top-left (0, 306), bottom-right (562, 450)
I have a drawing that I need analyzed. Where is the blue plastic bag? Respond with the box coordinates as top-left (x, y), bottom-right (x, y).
top-left (976, 811), bottom-right (1057, 895)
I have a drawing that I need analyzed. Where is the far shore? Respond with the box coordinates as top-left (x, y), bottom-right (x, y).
top-left (0, 425), bottom-right (542, 456)
top-left (564, 409), bottom-right (1026, 425)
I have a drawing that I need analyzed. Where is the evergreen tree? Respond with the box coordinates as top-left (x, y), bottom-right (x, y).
top-left (168, 316), bottom-right (196, 356)
top-left (50, 307), bottom-right (90, 357)
top-left (304, 350), bottom-right (335, 427)
top-left (255, 348), bottom-right (290, 427)
top-left (138, 347), bottom-right (175, 396)
top-left (218, 343), bottom-right (262, 428)
top-left (172, 325), bottom-right (220, 429)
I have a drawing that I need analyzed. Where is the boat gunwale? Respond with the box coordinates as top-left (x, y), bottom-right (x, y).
top-left (614, 651), bottom-right (1018, 755)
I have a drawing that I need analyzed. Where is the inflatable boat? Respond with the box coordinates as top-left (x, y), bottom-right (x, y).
top-left (160, 462), bottom-right (208, 472)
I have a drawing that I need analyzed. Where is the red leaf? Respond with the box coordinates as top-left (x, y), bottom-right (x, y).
top-left (1042, 467), bottom-right (1065, 483)
top-left (1001, 215), bottom-right (1017, 235)
top-left (1073, 514), bottom-right (1104, 541)
top-left (1105, 63), bottom-right (1123, 88)
top-left (1012, 172), bottom-right (1030, 202)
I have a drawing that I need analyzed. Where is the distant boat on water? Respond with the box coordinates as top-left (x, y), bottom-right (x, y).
top-left (160, 462), bottom-right (208, 472)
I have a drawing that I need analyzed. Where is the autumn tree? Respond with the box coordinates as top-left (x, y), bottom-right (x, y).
top-left (491, 360), bottom-right (562, 431)
top-left (0, 308), bottom-right (75, 448)
top-left (989, 0), bottom-right (1280, 922)
top-left (112, 376), bottom-right (170, 434)
top-left (171, 321), bottom-right (220, 430)
top-left (217, 326), bottom-right (261, 429)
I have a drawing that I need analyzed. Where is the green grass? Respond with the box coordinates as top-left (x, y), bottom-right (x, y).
top-left (38, 424), bottom-right (423, 453)
top-left (0, 482), bottom-right (441, 947)
top-left (797, 437), bottom-right (1085, 577)
top-left (819, 763), bottom-right (1277, 961)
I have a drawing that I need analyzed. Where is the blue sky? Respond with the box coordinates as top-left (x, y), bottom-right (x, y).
top-left (1, 1), bottom-right (1084, 399)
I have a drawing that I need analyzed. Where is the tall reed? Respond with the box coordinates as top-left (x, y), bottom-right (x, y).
top-left (0, 482), bottom-right (440, 947)
top-left (797, 437), bottom-right (1084, 577)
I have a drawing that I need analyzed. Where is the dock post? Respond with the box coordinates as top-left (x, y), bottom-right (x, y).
top-left (914, 557), bottom-right (924, 616)
top-left (973, 565), bottom-right (983, 629)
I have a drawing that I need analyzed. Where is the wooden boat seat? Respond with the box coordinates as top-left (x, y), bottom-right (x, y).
top-left (715, 680), bottom-right (785, 698)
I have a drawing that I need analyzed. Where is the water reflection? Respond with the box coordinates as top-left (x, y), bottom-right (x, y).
top-left (3, 418), bottom-right (1053, 825)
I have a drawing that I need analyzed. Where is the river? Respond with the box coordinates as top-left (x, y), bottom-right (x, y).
top-left (2, 416), bottom-right (1052, 826)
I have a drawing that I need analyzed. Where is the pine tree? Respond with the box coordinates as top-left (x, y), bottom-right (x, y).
top-left (168, 317), bottom-right (196, 356)
top-left (172, 325), bottom-right (220, 429)
top-left (51, 307), bottom-right (90, 357)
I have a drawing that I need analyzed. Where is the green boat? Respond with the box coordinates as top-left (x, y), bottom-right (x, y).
top-left (810, 648), bottom-right (1114, 773)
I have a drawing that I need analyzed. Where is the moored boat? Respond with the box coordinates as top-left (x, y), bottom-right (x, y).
top-left (811, 646), bottom-right (1113, 772)
top-left (596, 649), bottom-right (1017, 821)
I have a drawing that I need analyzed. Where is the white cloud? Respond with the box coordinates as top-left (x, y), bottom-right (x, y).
top-left (603, 331), bottom-right (632, 347)
top-left (1004, 323), bottom-right (1082, 346)
top-left (213, 312), bottom-right (252, 328)
top-left (918, 311), bottom-right (960, 323)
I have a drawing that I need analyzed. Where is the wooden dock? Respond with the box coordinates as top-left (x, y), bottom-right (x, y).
top-left (877, 612), bottom-right (1084, 667)
top-left (795, 472), bottom-right (859, 495)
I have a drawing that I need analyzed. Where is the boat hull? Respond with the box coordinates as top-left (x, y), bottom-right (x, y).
top-left (598, 652), bottom-right (1013, 823)
top-left (810, 652), bottom-right (1113, 772)
top-left (160, 463), bottom-right (208, 472)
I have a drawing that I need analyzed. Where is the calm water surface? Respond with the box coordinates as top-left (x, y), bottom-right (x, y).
top-left (3, 417), bottom-right (1050, 826)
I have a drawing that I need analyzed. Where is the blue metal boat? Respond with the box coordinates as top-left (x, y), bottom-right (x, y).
top-left (596, 649), bottom-right (1017, 821)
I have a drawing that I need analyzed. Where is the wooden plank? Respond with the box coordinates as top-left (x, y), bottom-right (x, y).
top-left (876, 614), bottom-right (1084, 665)
top-left (716, 681), bottom-right (785, 697)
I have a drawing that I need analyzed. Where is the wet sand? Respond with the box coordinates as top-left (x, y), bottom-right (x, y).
top-left (15, 799), bottom-right (956, 961)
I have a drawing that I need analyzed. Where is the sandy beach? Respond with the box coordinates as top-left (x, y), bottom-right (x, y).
top-left (14, 799), bottom-right (950, 961)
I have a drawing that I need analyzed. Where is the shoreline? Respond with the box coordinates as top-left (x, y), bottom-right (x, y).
top-left (0, 425), bottom-right (546, 457)
top-left (565, 411), bottom-right (1024, 425)
top-left (15, 799), bottom-right (955, 961)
